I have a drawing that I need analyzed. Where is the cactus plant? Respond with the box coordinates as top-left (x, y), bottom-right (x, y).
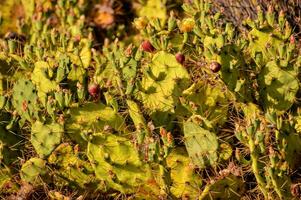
top-left (31, 61), bottom-right (57, 105)
top-left (258, 60), bottom-right (299, 113)
top-left (183, 121), bottom-right (219, 169)
top-left (0, 0), bottom-right (301, 198)
top-left (201, 175), bottom-right (244, 200)
top-left (87, 133), bottom-right (162, 194)
top-left (166, 147), bottom-right (202, 199)
top-left (0, 112), bottom-right (21, 165)
top-left (12, 78), bottom-right (39, 123)
top-left (48, 143), bottom-right (100, 190)
top-left (31, 121), bottom-right (64, 158)
top-left (181, 80), bottom-right (231, 126)
top-left (20, 157), bottom-right (47, 184)
top-left (136, 51), bottom-right (190, 113)
top-left (66, 102), bottom-right (125, 147)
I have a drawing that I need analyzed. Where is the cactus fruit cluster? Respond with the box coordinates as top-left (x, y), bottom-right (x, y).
top-left (1, 0), bottom-right (301, 199)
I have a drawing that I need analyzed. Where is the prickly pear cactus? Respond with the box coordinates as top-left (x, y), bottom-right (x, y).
top-left (183, 121), bottom-right (219, 169)
top-left (181, 80), bottom-right (231, 126)
top-left (166, 148), bottom-right (202, 199)
top-left (48, 143), bottom-right (100, 190)
top-left (136, 51), bottom-right (190, 113)
top-left (68, 39), bottom-right (92, 69)
top-left (31, 121), bottom-right (64, 158)
top-left (0, 112), bottom-right (21, 165)
top-left (31, 61), bottom-right (57, 104)
top-left (20, 157), bottom-right (47, 184)
top-left (202, 175), bottom-right (244, 200)
top-left (87, 133), bottom-right (159, 194)
top-left (258, 60), bottom-right (299, 112)
top-left (0, 0), bottom-right (301, 199)
top-left (12, 79), bottom-right (39, 122)
top-left (66, 102), bottom-right (125, 147)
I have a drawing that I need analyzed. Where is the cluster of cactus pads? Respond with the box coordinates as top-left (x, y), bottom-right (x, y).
top-left (1, 0), bottom-right (301, 199)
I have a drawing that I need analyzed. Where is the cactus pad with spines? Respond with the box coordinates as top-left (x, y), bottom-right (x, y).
top-left (166, 147), bottom-right (202, 198)
top-left (0, 0), bottom-right (301, 198)
top-left (31, 121), bottom-right (64, 158)
top-left (137, 51), bottom-right (190, 113)
top-left (31, 61), bottom-right (57, 105)
top-left (20, 157), bottom-right (47, 184)
top-left (258, 60), bottom-right (299, 112)
top-left (66, 102), bottom-right (125, 147)
top-left (182, 80), bottom-right (231, 126)
top-left (183, 121), bottom-right (219, 169)
top-left (87, 133), bottom-right (158, 194)
top-left (203, 175), bottom-right (245, 200)
top-left (12, 79), bottom-right (39, 122)
top-left (48, 143), bottom-right (100, 190)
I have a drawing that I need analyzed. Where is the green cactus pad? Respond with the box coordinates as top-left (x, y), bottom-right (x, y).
top-left (31, 61), bottom-right (57, 105)
top-left (12, 78), bottom-right (39, 122)
top-left (20, 157), bottom-right (47, 184)
top-left (69, 38), bottom-right (92, 69)
top-left (248, 28), bottom-right (284, 66)
top-left (0, 112), bottom-right (21, 165)
top-left (182, 80), bottom-right (230, 126)
top-left (137, 51), bottom-right (190, 113)
top-left (138, 0), bottom-right (167, 21)
top-left (48, 143), bottom-right (99, 190)
top-left (66, 102), bottom-right (125, 146)
top-left (166, 148), bottom-right (202, 198)
top-left (258, 61), bottom-right (299, 112)
top-left (183, 121), bottom-right (219, 169)
top-left (285, 133), bottom-right (301, 169)
top-left (87, 133), bottom-right (155, 193)
top-left (122, 58), bottom-right (137, 81)
top-left (67, 64), bottom-right (86, 83)
top-left (126, 100), bottom-right (147, 128)
top-left (31, 121), bottom-right (64, 158)
top-left (204, 175), bottom-right (244, 200)
top-left (203, 39), bottom-right (251, 101)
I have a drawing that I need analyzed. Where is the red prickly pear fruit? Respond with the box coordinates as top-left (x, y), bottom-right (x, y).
top-left (290, 35), bottom-right (295, 44)
top-left (88, 83), bottom-right (100, 97)
top-left (175, 53), bottom-right (185, 65)
top-left (209, 61), bottom-right (221, 73)
top-left (141, 40), bottom-right (155, 53)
